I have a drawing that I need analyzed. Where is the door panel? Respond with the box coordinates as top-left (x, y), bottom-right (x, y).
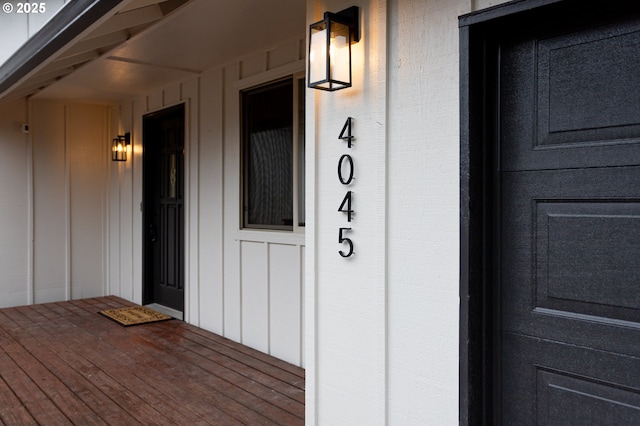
top-left (502, 334), bottom-right (640, 425)
top-left (502, 167), bottom-right (640, 355)
top-left (497, 6), bottom-right (640, 424)
top-left (500, 16), bottom-right (640, 172)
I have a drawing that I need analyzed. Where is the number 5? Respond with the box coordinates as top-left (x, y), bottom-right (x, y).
top-left (339, 227), bottom-right (354, 257)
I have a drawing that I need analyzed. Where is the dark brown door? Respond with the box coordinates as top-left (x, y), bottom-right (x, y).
top-left (495, 3), bottom-right (640, 424)
top-left (143, 104), bottom-right (185, 312)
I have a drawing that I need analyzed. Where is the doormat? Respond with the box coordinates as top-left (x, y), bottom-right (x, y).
top-left (98, 306), bottom-right (173, 327)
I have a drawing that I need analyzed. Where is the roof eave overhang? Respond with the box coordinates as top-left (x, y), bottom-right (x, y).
top-left (0, 0), bottom-right (127, 98)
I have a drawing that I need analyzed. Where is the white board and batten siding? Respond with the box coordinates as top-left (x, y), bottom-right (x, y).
top-left (109, 36), bottom-right (307, 367)
top-left (29, 101), bottom-right (109, 305)
top-left (0, 99), bottom-right (30, 308)
top-left (0, 99), bottom-right (110, 308)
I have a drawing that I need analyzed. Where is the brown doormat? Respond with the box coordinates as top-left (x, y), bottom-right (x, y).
top-left (98, 306), bottom-right (173, 326)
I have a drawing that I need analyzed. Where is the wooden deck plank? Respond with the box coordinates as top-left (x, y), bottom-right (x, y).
top-left (100, 296), bottom-right (305, 386)
top-left (0, 320), bottom-right (73, 425)
top-left (0, 297), bottom-right (304, 425)
top-left (16, 303), bottom-right (192, 426)
top-left (49, 300), bottom-right (248, 425)
top-left (70, 298), bottom-right (278, 425)
top-left (159, 323), bottom-right (305, 394)
top-left (0, 378), bottom-right (38, 426)
top-left (1, 306), bottom-right (141, 425)
top-left (144, 323), bottom-right (305, 405)
top-left (80, 297), bottom-right (304, 424)
top-left (127, 323), bottom-right (305, 421)
top-left (153, 321), bottom-right (306, 387)
top-left (0, 315), bottom-right (103, 426)
top-left (184, 324), bottom-right (306, 380)
top-left (0, 327), bottom-right (40, 426)
top-left (79, 298), bottom-right (303, 425)
top-left (102, 295), bottom-right (305, 382)
top-left (92, 296), bottom-right (305, 388)
top-left (0, 377), bottom-right (38, 426)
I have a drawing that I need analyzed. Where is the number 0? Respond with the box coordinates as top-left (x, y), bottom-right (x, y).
top-left (338, 154), bottom-right (354, 185)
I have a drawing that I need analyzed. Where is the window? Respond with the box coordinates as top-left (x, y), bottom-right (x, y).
top-left (241, 76), bottom-right (305, 230)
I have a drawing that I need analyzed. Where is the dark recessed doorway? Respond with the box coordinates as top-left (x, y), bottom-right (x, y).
top-left (143, 104), bottom-right (185, 313)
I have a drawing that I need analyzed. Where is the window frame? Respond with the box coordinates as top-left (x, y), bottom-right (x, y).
top-left (240, 72), bottom-right (306, 232)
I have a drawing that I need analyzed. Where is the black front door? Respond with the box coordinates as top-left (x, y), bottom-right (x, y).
top-left (493, 3), bottom-right (640, 424)
top-left (143, 104), bottom-right (185, 312)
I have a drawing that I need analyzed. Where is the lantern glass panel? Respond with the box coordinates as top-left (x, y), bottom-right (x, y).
top-left (328, 20), bottom-right (350, 87)
top-left (309, 21), bottom-right (328, 86)
top-left (112, 138), bottom-right (126, 161)
top-left (308, 16), bottom-right (352, 91)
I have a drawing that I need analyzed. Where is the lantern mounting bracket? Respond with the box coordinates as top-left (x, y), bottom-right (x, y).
top-left (327, 6), bottom-right (360, 44)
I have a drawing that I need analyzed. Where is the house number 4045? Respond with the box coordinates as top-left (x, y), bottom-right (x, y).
top-left (338, 118), bottom-right (355, 257)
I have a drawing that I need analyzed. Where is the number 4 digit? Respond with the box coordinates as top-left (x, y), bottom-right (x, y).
top-left (338, 117), bottom-right (354, 148)
top-left (338, 191), bottom-right (354, 222)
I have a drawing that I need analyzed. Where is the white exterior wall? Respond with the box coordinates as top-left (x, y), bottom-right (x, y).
top-left (31, 101), bottom-right (109, 303)
top-left (306, 0), bottom-right (509, 424)
top-left (108, 36), bottom-right (307, 367)
top-left (0, 99), bottom-right (109, 307)
top-left (387, 0), bottom-right (471, 423)
top-left (0, 99), bottom-right (30, 307)
top-left (306, 0), bottom-right (388, 424)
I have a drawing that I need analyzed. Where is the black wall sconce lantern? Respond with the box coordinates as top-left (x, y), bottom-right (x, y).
top-left (112, 132), bottom-right (131, 162)
top-left (308, 6), bottom-right (360, 91)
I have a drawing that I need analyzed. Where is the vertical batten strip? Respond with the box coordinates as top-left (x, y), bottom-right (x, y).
top-left (267, 241), bottom-right (272, 355)
top-left (299, 244), bottom-right (305, 367)
top-left (26, 99), bottom-right (34, 305)
top-left (192, 79), bottom-right (202, 326)
top-left (64, 104), bottom-right (71, 301)
top-left (102, 107), bottom-right (109, 298)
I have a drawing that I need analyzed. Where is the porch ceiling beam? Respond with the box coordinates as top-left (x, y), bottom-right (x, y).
top-left (38, 51), bottom-right (102, 76)
top-left (0, 0), bottom-right (129, 98)
top-left (106, 55), bottom-right (202, 75)
top-left (119, 0), bottom-right (167, 13)
top-left (19, 66), bottom-right (76, 89)
top-left (56, 30), bottom-right (131, 59)
top-left (85, 4), bottom-right (164, 39)
top-left (11, 78), bottom-right (62, 99)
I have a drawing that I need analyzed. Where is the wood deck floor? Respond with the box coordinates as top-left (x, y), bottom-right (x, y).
top-left (0, 296), bottom-right (304, 425)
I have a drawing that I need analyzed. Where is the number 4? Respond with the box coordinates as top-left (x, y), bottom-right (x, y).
top-left (338, 191), bottom-right (354, 222)
top-left (338, 117), bottom-right (354, 148)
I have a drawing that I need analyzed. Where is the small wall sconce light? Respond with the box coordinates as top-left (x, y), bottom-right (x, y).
top-left (112, 132), bottom-right (131, 162)
top-left (308, 6), bottom-right (360, 91)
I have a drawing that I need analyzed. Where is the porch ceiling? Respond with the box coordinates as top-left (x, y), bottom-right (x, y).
top-left (0, 0), bottom-right (305, 104)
